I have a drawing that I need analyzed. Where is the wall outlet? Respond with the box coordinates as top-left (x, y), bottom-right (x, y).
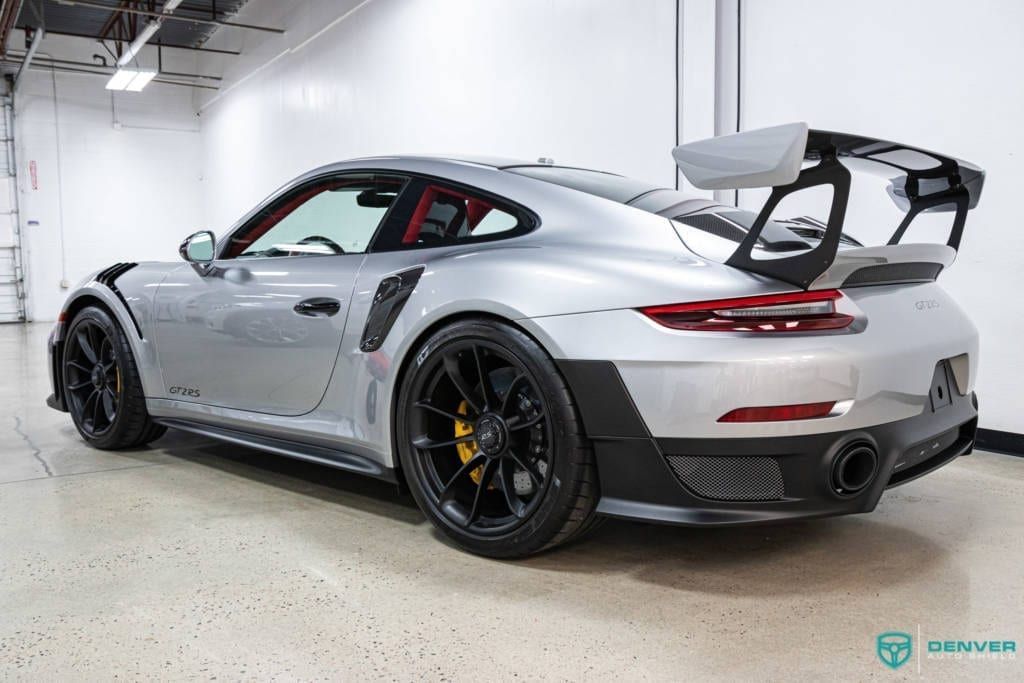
top-left (60, 279), bottom-right (70, 289)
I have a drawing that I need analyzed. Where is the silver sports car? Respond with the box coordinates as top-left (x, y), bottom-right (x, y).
top-left (47, 123), bottom-right (983, 557)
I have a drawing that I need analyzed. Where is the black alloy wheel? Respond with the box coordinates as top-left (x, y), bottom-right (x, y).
top-left (398, 319), bottom-right (599, 558)
top-left (410, 338), bottom-right (553, 533)
top-left (64, 318), bottom-right (121, 436)
top-left (62, 306), bottom-right (166, 449)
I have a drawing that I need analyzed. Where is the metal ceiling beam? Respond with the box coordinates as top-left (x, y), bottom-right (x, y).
top-left (114, 1), bottom-right (179, 67)
top-left (97, 0), bottom-right (131, 39)
top-left (96, 0), bottom-right (133, 61)
top-left (1, 54), bottom-right (219, 89)
top-left (56, 0), bottom-right (285, 34)
top-left (16, 26), bottom-right (241, 53)
top-left (8, 49), bottom-right (220, 79)
top-left (0, 0), bottom-right (27, 57)
top-left (12, 24), bottom-right (42, 92)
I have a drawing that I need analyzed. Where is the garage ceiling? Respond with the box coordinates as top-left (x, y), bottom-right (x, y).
top-left (15, 0), bottom-right (251, 49)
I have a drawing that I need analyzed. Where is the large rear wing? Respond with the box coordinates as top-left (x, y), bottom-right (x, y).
top-left (672, 123), bottom-right (985, 289)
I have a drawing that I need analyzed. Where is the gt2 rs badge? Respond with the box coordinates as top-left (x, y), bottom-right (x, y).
top-left (168, 385), bottom-right (201, 398)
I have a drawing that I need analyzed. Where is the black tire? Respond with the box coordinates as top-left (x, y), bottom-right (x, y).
top-left (396, 318), bottom-right (599, 558)
top-left (62, 306), bottom-right (166, 450)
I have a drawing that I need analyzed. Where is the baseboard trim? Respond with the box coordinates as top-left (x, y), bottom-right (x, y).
top-left (975, 428), bottom-right (1024, 457)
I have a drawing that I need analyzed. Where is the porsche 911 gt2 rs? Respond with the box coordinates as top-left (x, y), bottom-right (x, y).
top-left (46, 123), bottom-right (983, 557)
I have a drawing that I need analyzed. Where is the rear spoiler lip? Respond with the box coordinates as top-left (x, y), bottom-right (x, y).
top-left (806, 129), bottom-right (984, 213)
top-left (809, 244), bottom-right (955, 290)
top-left (672, 125), bottom-right (985, 289)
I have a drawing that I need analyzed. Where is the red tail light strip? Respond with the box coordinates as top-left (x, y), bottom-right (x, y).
top-left (639, 289), bottom-right (854, 332)
top-left (718, 401), bottom-right (837, 423)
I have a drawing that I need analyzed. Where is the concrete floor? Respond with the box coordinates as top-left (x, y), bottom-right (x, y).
top-left (2, 322), bottom-right (1022, 681)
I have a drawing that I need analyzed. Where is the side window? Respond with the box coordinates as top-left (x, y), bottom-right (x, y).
top-left (398, 184), bottom-right (529, 248)
top-left (222, 174), bottom-right (407, 259)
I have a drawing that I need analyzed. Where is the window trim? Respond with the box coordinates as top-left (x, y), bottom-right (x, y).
top-left (216, 171), bottom-right (412, 261)
top-left (367, 174), bottom-right (539, 253)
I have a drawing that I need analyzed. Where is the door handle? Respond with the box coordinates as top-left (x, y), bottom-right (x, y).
top-left (293, 297), bottom-right (342, 317)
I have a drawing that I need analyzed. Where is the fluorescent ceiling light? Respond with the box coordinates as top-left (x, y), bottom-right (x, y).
top-left (105, 69), bottom-right (136, 90)
top-left (124, 69), bottom-right (157, 91)
top-left (105, 68), bottom-right (158, 92)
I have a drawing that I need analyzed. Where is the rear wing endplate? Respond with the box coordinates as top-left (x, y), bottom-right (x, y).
top-left (672, 123), bottom-right (985, 288)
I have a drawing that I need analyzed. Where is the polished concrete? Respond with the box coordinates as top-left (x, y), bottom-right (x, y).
top-left (2, 322), bottom-right (1022, 681)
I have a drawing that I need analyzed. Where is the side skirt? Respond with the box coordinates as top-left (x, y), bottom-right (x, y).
top-left (154, 417), bottom-right (398, 483)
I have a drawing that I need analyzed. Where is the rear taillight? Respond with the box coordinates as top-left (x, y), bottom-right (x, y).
top-left (639, 289), bottom-right (853, 332)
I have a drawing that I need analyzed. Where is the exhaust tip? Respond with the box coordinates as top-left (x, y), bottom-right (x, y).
top-left (831, 442), bottom-right (878, 496)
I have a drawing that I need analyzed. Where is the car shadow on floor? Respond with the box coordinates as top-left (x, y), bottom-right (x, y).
top-left (521, 513), bottom-right (952, 597)
top-left (150, 429), bottom-right (953, 598)
top-left (152, 429), bottom-right (424, 525)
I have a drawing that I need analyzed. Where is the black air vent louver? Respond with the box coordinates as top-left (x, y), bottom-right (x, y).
top-left (94, 262), bottom-right (142, 338)
top-left (677, 213), bottom-right (748, 242)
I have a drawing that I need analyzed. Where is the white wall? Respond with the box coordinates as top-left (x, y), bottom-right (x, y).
top-left (14, 36), bottom-right (204, 321)
top-left (740, 0), bottom-right (1024, 432)
top-left (10, 0), bottom-right (1020, 433)
top-left (195, 0), bottom-right (678, 231)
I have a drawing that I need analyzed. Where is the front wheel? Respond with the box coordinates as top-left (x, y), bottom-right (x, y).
top-left (396, 318), bottom-right (599, 558)
top-left (63, 306), bottom-right (166, 449)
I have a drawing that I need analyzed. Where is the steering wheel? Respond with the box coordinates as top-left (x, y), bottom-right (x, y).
top-left (297, 235), bottom-right (345, 254)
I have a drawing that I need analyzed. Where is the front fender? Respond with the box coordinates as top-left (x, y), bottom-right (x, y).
top-left (55, 263), bottom-right (173, 399)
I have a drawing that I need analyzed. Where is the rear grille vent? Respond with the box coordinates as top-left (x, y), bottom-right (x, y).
top-left (787, 226), bottom-right (862, 247)
top-left (677, 212), bottom-right (812, 252)
top-left (665, 455), bottom-right (785, 501)
top-left (676, 213), bottom-right (748, 242)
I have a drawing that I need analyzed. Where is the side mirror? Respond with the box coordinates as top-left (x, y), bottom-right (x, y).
top-left (179, 230), bottom-right (216, 266)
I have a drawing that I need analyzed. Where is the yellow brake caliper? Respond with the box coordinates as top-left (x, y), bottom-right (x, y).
top-left (454, 400), bottom-right (488, 486)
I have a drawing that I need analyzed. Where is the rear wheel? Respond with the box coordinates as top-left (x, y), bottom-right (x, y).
top-left (63, 306), bottom-right (166, 449)
top-left (397, 319), bottom-right (599, 558)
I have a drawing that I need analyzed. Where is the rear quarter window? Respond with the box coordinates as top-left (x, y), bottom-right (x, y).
top-left (371, 178), bottom-right (537, 251)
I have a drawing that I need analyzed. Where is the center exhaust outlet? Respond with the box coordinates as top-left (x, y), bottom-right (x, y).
top-left (830, 442), bottom-right (878, 496)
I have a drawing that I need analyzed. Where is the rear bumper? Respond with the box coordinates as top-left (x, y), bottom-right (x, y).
top-left (558, 360), bottom-right (977, 526)
top-left (529, 283), bottom-right (979, 440)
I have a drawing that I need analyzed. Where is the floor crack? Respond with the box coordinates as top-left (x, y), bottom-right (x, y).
top-left (13, 415), bottom-right (53, 477)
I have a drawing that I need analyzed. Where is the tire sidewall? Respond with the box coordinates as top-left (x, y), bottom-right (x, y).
top-left (397, 319), bottom-right (584, 557)
top-left (64, 306), bottom-right (136, 449)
